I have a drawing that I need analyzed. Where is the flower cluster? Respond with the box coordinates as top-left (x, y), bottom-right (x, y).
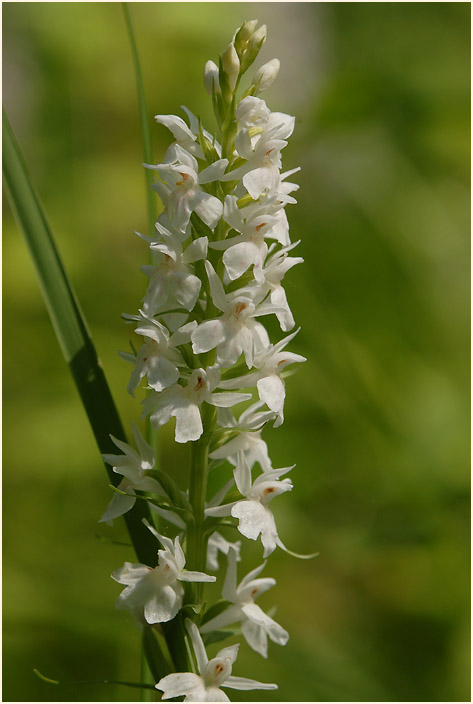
top-left (102, 20), bottom-right (306, 700)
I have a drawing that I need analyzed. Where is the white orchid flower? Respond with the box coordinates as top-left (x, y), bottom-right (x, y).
top-left (155, 107), bottom-right (222, 162)
top-left (140, 223), bottom-right (208, 314)
top-left (210, 401), bottom-right (275, 472)
top-left (201, 548), bottom-right (288, 658)
top-left (191, 261), bottom-right (284, 368)
top-left (155, 113), bottom-right (204, 161)
top-left (120, 311), bottom-right (191, 396)
top-left (149, 145), bottom-right (228, 233)
top-left (156, 619), bottom-right (277, 701)
top-left (208, 195), bottom-right (281, 283)
top-left (100, 423), bottom-right (162, 523)
top-left (112, 524), bottom-right (215, 625)
top-left (218, 328), bottom-right (306, 426)
top-left (221, 137), bottom-right (287, 200)
top-left (260, 241), bottom-right (304, 331)
top-left (234, 96), bottom-right (295, 156)
top-left (205, 452), bottom-right (294, 557)
top-left (142, 366), bottom-right (252, 444)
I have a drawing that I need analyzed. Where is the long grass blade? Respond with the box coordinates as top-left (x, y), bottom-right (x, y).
top-left (2, 108), bottom-right (157, 565)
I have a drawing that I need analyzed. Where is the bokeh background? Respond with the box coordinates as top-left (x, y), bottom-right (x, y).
top-left (3, 2), bottom-right (470, 702)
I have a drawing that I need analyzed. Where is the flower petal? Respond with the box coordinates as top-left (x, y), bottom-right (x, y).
top-left (186, 619), bottom-right (209, 672)
top-left (144, 584), bottom-right (181, 623)
top-left (192, 191), bottom-right (224, 229)
top-left (257, 374), bottom-right (285, 413)
top-left (179, 570), bottom-right (216, 583)
top-left (99, 483), bottom-right (136, 523)
top-left (223, 675), bottom-right (277, 691)
top-left (191, 319), bottom-right (226, 355)
top-left (231, 500), bottom-right (266, 541)
top-left (155, 114), bottom-right (196, 142)
top-left (156, 673), bottom-right (203, 700)
top-left (200, 605), bottom-right (243, 634)
top-left (241, 619), bottom-right (268, 658)
top-left (198, 158), bottom-right (229, 184)
top-left (175, 402), bottom-right (203, 443)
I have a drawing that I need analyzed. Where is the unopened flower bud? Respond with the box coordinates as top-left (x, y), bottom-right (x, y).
top-left (247, 24), bottom-right (267, 53)
top-left (221, 42), bottom-right (240, 91)
top-left (239, 24), bottom-right (267, 74)
top-left (234, 19), bottom-right (259, 52)
top-left (252, 58), bottom-right (280, 92)
top-left (204, 60), bottom-right (220, 95)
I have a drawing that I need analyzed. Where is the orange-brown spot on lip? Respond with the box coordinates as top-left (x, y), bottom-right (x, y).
top-left (264, 487), bottom-right (275, 496)
top-left (194, 375), bottom-right (206, 391)
top-left (255, 223), bottom-right (267, 232)
top-left (176, 172), bottom-right (190, 186)
top-left (235, 302), bottom-right (248, 315)
top-left (251, 587), bottom-right (259, 596)
top-left (265, 148), bottom-right (274, 157)
top-left (214, 663), bottom-right (225, 675)
top-left (164, 564), bottom-right (170, 571)
top-left (277, 358), bottom-right (288, 367)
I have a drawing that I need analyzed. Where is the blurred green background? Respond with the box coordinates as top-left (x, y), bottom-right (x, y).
top-left (3, 2), bottom-right (470, 702)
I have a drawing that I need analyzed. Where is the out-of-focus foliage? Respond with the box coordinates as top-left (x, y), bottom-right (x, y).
top-left (3, 3), bottom-right (470, 702)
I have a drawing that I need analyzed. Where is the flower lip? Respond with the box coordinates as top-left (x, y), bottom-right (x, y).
top-left (203, 657), bottom-right (233, 687)
top-left (176, 171), bottom-right (191, 187)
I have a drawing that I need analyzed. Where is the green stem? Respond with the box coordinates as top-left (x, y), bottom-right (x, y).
top-left (187, 405), bottom-right (216, 601)
top-left (122, 2), bottom-right (156, 239)
top-left (122, 2), bottom-right (158, 458)
top-left (188, 437), bottom-right (209, 575)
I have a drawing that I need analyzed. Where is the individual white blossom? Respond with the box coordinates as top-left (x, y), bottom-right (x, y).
top-left (191, 261), bottom-right (284, 368)
top-left (140, 223), bottom-right (208, 314)
top-left (120, 312), bottom-right (186, 396)
top-left (149, 145), bottom-right (228, 233)
top-left (156, 620), bottom-right (277, 701)
top-left (155, 113), bottom-right (204, 160)
top-left (233, 96), bottom-right (295, 158)
top-left (209, 195), bottom-right (280, 284)
top-left (100, 423), bottom-right (162, 522)
top-left (205, 452), bottom-right (294, 557)
top-left (222, 137), bottom-right (288, 200)
top-left (142, 366), bottom-right (252, 443)
top-left (259, 242), bottom-right (304, 331)
top-left (210, 401), bottom-right (275, 472)
top-left (112, 525), bottom-right (215, 624)
top-left (218, 328), bottom-right (306, 426)
top-left (201, 548), bottom-right (288, 658)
